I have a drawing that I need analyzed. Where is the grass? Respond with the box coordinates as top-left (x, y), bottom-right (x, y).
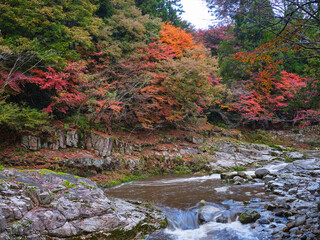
top-left (231, 166), bottom-right (247, 171)
top-left (62, 180), bottom-right (75, 188)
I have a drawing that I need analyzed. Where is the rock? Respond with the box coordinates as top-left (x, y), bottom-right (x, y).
top-left (21, 136), bottom-right (41, 151)
top-left (198, 203), bottom-right (220, 224)
top-left (288, 152), bottom-right (304, 159)
top-left (270, 223), bottom-right (277, 228)
top-left (73, 214), bottom-right (120, 233)
top-left (180, 148), bottom-right (199, 155)
top-left (239, 210), bottom-right (261, 224)
top-left (283, 221), bottom-right (295, 232)
top-left (275, 210), bottom-right (292, 217)
top-left (255, 169), bottom-right (270, 179)
top-left (191, 136), bottom-right (204, 145)
top-left (65, 130), bottom-right (79, 148)
top-left (295, 215), bottom-right (306, 226)
top-left (49, 222), bottom-right (78, 237)
top-left (0, 168), bottom-right (165, 239)
top-left (65, 157), bottom-right (107, 171)
top-left (258, 218), bottom-right (270, 224)
top-left (264, 203), bottom-right (276, 210)
top-left (220, 172), bottom-right (238, 180)
top-left (289, 226), bottom-right (299, 234)
top-left (233, 176), bottom-right (244, 183)
top-left (216, 211), bottom-right (232, 223)
top-left (39, 191), bottom-right (51, 205)
top-left (0, 214), bottom-right (7, 232)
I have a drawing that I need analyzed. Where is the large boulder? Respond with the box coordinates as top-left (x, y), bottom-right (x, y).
top-left (0, 169), bottom-right (165, 239)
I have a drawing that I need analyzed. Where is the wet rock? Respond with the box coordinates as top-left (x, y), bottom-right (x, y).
top-left (275, 210), bottom-right (293, 218)
top-left (216, 211), bottom-right (231, 223)
top-left (288, 152), bottom-right (304, 159)
top-left (220, 172), bottom-right (238, 180)
top-left (255, 169), bottom-right (270, 179)
top-left (258, 218), bottom-right (270, 224)
top-left (250, 198), bottom-right (261, 203)
top-left (232, 176), bottom-right (245, 185)
top-left (198, 202), bottom-right (220, 224)
top-left (264, 203), bottom-right (276, 210)
top-left (239, 210), bottom-right (261, 224)
top-left (295, 215), bottom-right (306, 226)
top-left (270, 223), bottom-right (277, 228)
top-left (282, 221), bottom-right (295, 232)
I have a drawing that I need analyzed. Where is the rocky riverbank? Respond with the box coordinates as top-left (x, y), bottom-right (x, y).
top-left (207, 151), bottom-right (320, 240)
top-left (0, 169), bottom-right (166, 239)
top-left (263, 154), bottom-right (320, 239)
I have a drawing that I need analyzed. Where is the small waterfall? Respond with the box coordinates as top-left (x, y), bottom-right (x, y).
top-left (163, 207), bottom-right (200, 230)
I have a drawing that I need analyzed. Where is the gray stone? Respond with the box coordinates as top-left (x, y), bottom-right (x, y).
top-left (295, 215), bottom-right (306, 226)
top-left (198, 204), bottom-right (220, 224)
top-left (288, 152), bottom-right (304, 159)
top-left (255, 169), bottom-right (270, 179)
top-left (0, 214), bottom-right (7, 232)
top-left (0, 168), bottom-right (165, 239)
top-left (21, 136), bottom-right (41, 151)
top-left (258, 218), bottom-right (270, 224)
top-left (73, 214), bottom-right (120, 233)
top-left (39, 191), bottom-right (51, 205)
top-left (48, 222), bottom-right (78, 237)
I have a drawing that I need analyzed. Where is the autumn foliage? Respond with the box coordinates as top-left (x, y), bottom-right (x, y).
top-left (0, 0), bottom-right (319, 134)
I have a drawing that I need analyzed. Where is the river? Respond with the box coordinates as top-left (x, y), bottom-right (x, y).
top-left (106, 174), bottom-right (279, 240)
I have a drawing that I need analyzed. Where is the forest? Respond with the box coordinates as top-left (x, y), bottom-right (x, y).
top-left (0, 0), bottom-right (319, 135)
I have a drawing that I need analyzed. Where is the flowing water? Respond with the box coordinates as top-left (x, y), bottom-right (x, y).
top-left (106, 174), bottom-right (278, 240)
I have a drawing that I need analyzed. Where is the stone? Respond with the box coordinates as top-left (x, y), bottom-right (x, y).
top-left (0, 204), bottom-right (13, 221)
top-left (295, 215), bottom-right (306, 226)
top-left (275, 210), bottom-right (292, 217)
top-left (220, 172), bottom-right (238, 180)
top-left (65, 130), bottom-right (79, 148)
top-left (0, 168), bottom-right (165, 239)
top-left (191, 136), bottom-right (204, 145)
top-left (0, 214), bottom-right (7, 232)
top-left (264, 203), bottom-right (276, 210)
top-left (39, 191), bottom-right (51, 205)
top-left (239, 210), bottom-right (261, 224)
top-left (255, 169), bottom-right (270, 179)
top-left (21, 136), bottom-right (41, 151)
top-left (216, 211), bottom-right (232, 223)
top-left (73, 214), bottom-right (120, 233)
top-left (283, 221), bottom-right (295, 232)
top-left (198, 204), bottom-right (220, 224)
top-left (288, 152), bottom-right (304, 159)
top-left (258, 218), bottom-right (270, 224)
top-left (233, 176), bottom-right (244, 183)
top-left (48, 222), bottom-right (78, 237)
